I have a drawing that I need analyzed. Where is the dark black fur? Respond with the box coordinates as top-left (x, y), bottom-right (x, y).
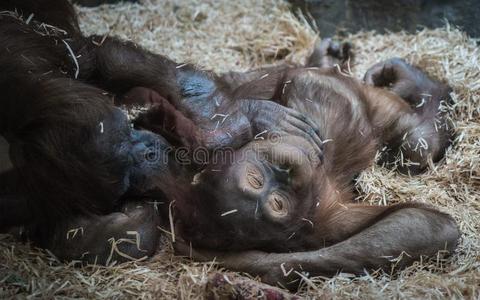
top-left (0, 1), bottom-right (174, 255)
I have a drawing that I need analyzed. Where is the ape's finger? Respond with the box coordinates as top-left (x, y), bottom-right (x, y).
top-left (316, 37), bottom-right (333, 55)
top-left (284, 117), bottom-right (324, 160)
top-left (285, 107), bottom-right (321, 136)
top-left (341, 42), bottom-right (353, 59)
top-left (326, 40), bottom-right (341, 57)
top-left (285, 112), bottom-right (323, 152)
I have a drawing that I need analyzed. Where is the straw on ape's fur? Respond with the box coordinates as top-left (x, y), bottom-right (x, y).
top-left (0, 0), bottom-right (478, 299)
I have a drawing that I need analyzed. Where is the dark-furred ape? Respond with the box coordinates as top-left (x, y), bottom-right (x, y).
top-left (0, 0), bottom-right (172, 263)
top-left (0, 0), bottom-right (320, 263)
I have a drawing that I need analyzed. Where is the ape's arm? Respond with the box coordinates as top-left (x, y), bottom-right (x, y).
top-left (121, 87), bottom-right (251, 150)
top-left (175, 204), bottom-right (459, 290)
top-left (87, 37), bottom-right (323, 151)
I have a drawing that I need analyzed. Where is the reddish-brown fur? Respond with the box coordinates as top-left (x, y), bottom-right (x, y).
top-left (115, 36), bottom-right (458, 288)
top-left (164, 41), bottom-right (458, 289)
top-left (0, 1), bottom-right (459, 288)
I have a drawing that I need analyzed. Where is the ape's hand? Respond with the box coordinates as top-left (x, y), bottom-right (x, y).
top-left (239, 99), bottom-right (324, 159)
top-left (129, 88), bottom-right (203, 149)
top-left (127, 87), bottom-right (247, 151)
top-left (307, 38), bottom-right (353, 70)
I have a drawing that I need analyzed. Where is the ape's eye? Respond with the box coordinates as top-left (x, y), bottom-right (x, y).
top-left (266, 191), bottom-right (289, 219)
top-left (246, 165), bottom-right (264, 189)
top-left (273, 196), bottom-right (283, 210)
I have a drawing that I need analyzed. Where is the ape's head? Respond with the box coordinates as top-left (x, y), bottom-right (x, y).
top-left (96, 106), bottom-right (180, 203)
top-left (176, 135), bottom-right (325, 252)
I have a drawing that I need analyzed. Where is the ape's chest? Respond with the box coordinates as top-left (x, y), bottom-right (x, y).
top-left (0, 135), bottom-right (13, 174)
top-left (283, 71), bottom-right (368, 126)
top-left (288, 83), bottom-right (369, 134)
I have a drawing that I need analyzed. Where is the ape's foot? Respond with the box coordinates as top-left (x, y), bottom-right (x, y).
top-left (307, 38), bottom-right (353, 70)
top-left (45, 202), bottom-right (162, 265)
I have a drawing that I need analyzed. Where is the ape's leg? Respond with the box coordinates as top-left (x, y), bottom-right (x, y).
top-left (220, 38), bottom-right (352, 91)
top-left (119, 87), bottom-right (252, 150)
top-left (220, 64), bottom-right (292, 92)
top-left (363, 58), bottom-right (453, 174)
top-left (43, 201), bottom-right (162, 265)
top-left (175, 203), bottom-right (459, 290)
top-left (306, 38), bottom-right (353, 70)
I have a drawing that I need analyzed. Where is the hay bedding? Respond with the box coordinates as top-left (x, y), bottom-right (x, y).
top-left (0, 0), bottom-right (479, 298)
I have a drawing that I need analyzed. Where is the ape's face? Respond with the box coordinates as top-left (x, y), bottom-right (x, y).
top-left (178, 135), bottom-right (322, 251)
top-left (96, 108), bottom-right (173, 199)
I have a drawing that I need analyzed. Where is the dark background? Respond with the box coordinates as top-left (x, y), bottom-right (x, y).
top-left (289, 0), bottom-right (480, 38)
top-left (73, 0), bottom-right (479, 38)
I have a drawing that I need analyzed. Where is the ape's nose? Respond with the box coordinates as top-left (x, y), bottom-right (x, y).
top-left (129, 129), bottom-right (169, 163)
top-left (131, 130), bottom-right (158, 147)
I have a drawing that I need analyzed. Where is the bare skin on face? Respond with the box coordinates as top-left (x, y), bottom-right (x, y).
top-left (178, 135), bottom-right (320, 251)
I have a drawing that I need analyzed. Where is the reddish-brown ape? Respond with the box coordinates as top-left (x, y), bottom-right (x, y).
top-left (137, 40), bottom-right (459, 289)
